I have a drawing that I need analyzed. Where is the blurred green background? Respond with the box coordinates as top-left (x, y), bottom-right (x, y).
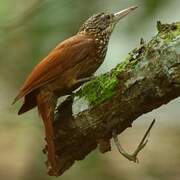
top-left (0, 0), bottom-right (180, 180)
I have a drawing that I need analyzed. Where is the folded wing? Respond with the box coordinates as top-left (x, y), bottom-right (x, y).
top-left (13, 34), bottom-right (95, 103)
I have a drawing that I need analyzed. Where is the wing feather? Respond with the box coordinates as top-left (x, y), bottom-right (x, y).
top-left (13, 34), bottom-right (95, 103)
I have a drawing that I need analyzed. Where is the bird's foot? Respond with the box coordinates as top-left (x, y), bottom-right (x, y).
top-left (113, 119), bottom-right (156, 163)
top-left (76, 76), bottom-right (96, 84)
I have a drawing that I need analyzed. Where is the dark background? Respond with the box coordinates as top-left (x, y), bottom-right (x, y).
top-left (0, 0), bottom-right (180, 179)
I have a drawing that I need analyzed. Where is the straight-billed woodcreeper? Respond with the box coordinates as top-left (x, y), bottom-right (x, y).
top-left (13, 6), bottom-right (137, 175)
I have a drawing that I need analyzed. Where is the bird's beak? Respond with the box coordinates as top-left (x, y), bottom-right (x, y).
top-left (113, 6), bottom-right (138, 23)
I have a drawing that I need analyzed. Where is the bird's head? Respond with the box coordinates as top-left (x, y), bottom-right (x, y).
top-left (79, 6), bottom-right (137, 36)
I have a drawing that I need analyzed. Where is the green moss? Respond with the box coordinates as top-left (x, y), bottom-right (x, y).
top-left (76, 53), bottom-right (139, 106)
top-left (76, 22), bottom-right (180, 106)
top-left (158, 21), bottom-right (180, 43)
top-left (76, 73), bottom-right (118, 106)
top-left (112, 55), bottom-right (131, 76)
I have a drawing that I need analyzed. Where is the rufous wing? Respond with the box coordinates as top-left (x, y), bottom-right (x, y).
top-left (13, 34), bottom-right (95, 104)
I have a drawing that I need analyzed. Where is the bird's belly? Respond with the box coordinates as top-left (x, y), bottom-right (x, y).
top-left (77, 56), bottom-right (104, 78)
top-left (45, 56), bottom-right (104, 97)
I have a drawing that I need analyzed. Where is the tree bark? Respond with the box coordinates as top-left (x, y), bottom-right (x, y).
top-left (49, 22), bottom-right (180, 176)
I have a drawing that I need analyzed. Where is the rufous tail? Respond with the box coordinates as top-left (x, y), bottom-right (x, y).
top-left (37, 89), bottom-right (58, 176)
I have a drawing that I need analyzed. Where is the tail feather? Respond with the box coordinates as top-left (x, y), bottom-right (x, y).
top-left (37, 90), bottom-right (58, 175)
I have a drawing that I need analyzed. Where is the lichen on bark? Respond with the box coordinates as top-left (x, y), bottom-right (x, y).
top-left (51, 22), bottom-right (180, 176)
top-left (76, 22), bottom-right (180, 106)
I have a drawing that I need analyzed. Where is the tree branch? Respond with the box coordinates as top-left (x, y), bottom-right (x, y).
top-left (48, 22), bottom-right (180, 176)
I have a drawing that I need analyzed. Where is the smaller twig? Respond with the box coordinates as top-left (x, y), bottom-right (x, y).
top-left (113, 119), bottom-right (156, 163)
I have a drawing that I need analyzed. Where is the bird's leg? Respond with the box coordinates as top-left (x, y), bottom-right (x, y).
top-left (75, 76), bottom-right (96, 84)
top-left (113, 119), bottom-right (156, 163)
top-left (37, 89), bottom-right (59, 176)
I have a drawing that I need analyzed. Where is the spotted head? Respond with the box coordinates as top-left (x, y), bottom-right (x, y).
top-left (79, 6), bottom-right (137, 36)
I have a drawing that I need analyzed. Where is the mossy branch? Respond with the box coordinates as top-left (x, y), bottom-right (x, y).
top-left (50, 22), bottom-right (180, 176)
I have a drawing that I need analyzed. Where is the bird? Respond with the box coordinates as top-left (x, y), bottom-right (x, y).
top-left (13, 6), bottom-right (137, 175)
